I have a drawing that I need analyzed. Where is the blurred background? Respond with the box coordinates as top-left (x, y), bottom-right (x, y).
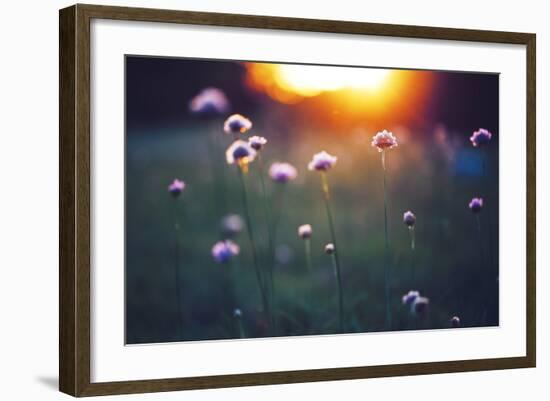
top-left (125, 56), bottom-right (499, 344)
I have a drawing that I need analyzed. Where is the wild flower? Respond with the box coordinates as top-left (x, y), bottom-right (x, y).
top-left (470, 128), bottom-right (495, 275)
top-left (223, 114), bottom-right (252, 135)
top-left (324, 243), bottom-right (335, 255)
top-left (211, 240), bottom-right (240, 263)
top-left (371, 129), bottom-right (398, 153)
top-left (469, 197), bottom-right (484, 213)
top-left (298, 224), bottom-right (313, 239)
top-left (308, 150), bottom-right (343, 332)
top-left (220, 214), bottom-right (245, 237)
top-left (403, 210), bottom-right (416, 253)
top-left (450, 316), bottom-right (461, 328)
top-left (298, 224), bottom-right (313, 285)
top-left (269, 162), bottom-right (298, 183)
top-left (168, 178), bottom-right (186, 338)
top-left (233, 308), bottom-right (245, 338)
top-left (248, 135), bottom-right (267, 151)
top-left (402, 290), bottom-right (420, 305)
top-left (403, 210), bottom-right (416, 227)
top-left (470, 128), bottom-right (492, 148)
top-left (372, 130), bottom-right (398, 329)
top-left (403, 292), bottom-right (429, 316)
top-left (189, 87), bottom-right (229, 115)
top-left (225, 140), bottom-right (257, 172)
top-left (307, 151), bottom-right (337, 172)
top-left (230, 143), bottom-right (271, 332)
top-left (168, 179), bottom-right (185, 197)
top-left (246, 134), bottom-right (278, 332)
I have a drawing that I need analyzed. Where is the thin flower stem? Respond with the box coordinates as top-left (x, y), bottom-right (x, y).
top-left (304, 237), bottom-right (313, 318)
top-left (304, 238), bottom-right (312, 274)
top-left (235, 315), bottom-right (246, 339)
top-left (268, 185), bottom-right (286, 333)
top-left (270, 185), bottom-right (286, 245)
top-left (209, 125), bottom-right (227, 214)
top-left (329, 252), bottom-right (341, 329)
top-left (257, 155), bottom-right (277, 333)
top-left (173, 199), bottom-right (183, 339)
top-left (321, 172), bottom-right (344, 333)
top-left (225, 261), bottom-right (236, 309)
top-left (382, 151), bottom-right (392, 330)
top-left (237, 166), bottom-right (271, 331)
top-left (409, 227), bottom-right (416, 286)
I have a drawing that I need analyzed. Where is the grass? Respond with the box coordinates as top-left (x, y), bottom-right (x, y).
top-left (125, 124), bottom-right (499, 344)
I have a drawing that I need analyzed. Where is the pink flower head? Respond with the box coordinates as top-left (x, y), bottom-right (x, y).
top-left (450, 316), bottom-right (461, 328)
top-left (468, 197), bottom-right (484, 213)
top-left (470, 128), bottom-right (492, 148)
top-left (225, 140), bottom-right (257, 165)
top-left (298, 224), bottom-right (312, 239)
top-left (189, 87), bottom-right (229, 115)
top-left (223, 114), bottom-right (252, 135)
top-left (324, 243), bottom-right (335, 255)
top-left (211, 240), bottom-right (240, 263)
top-left (248, 136), bottom-right (267, 151)
top-left (402, 290), bottom-right (420, 305)
top-left (403, 210), bottom-right (416, 227)
top-left (269, 162), bottom-right (298, 183)
top-left (307, 151), bottom-right (337, 172)
top-left (371, 129), bottom-right (398, 152)
top-left (168, 179), bottom-right (185, 197)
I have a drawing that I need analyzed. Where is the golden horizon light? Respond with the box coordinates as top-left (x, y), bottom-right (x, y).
top-left (245, 62), bottom-right (435, 125)
top-left (273, 64), bottom-right (392, 97)
top-left (246, 63), bottom-right (397, 104)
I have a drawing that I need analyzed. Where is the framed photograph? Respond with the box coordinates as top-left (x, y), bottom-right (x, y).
top-left (59, 4), bottom-right (536, 397)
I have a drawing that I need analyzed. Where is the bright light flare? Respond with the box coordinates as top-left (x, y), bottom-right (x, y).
top-left (244, 62), bottom-right (435, 126)
top-left (274, 65), bottom-right (392, 97)
top-left (245, 63), bottom-right (396, 104)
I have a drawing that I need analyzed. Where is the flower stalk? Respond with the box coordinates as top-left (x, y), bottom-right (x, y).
top-left (233, 309), bottom-right (246, 339)
top-left (408, 226), bottom-right (415, 251)
top-left (371, 130), bottom-right (398, 331)
top-left (320, 172), bottom-right (344, 333)
top-left (168, 179), bottom-right (186, 338)
top-left (408, 226), bottom-right (416, 286)
top-left (257, 154), bottom-right (276, 323)
top-left (381, 151), bottom-right (392, 330)
top-left (237, 165), bottom-right (271, 332)
top-left (172, 199), bottom-right (183, 339)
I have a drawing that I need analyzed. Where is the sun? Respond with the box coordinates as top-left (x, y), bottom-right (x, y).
top-left (245, 63), bottom-right (394, 103)
top-left (274, 64), bottom-right (392, 97)
top-left (244, 62), bottom-right (435, 125)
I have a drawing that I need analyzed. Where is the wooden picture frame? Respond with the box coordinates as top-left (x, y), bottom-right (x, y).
top-left (59, 3), bottom-right (536, 397)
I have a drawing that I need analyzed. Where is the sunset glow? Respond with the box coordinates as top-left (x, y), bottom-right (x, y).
top-left (275, 65), bottom-right (391, 96)
top-left (245, 63), bottom-right (396, 103)
top-left (245, 62), bottom-right (435, 125)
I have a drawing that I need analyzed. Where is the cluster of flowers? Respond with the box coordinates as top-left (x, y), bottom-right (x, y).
top-left (402, 290), bottom-right (430, 315)
top-left (224, 115), bottom-right (298, 182)
top-left (168, 86), bottom-right (494, 327)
